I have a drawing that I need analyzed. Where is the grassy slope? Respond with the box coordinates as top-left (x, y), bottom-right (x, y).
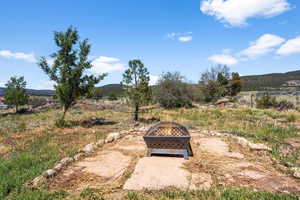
top-left (0, 107), bottom-right (299, 199)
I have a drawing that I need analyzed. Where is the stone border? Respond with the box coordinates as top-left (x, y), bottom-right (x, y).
top-left (28, 126), bottom-right (150, 186)
top-left (28, 127), bottom-right (299, 186)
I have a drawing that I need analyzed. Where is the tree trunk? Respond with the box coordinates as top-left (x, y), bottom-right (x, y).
top-left (61, 106), bottom-right (68, 121)
top-left (134, 104), bottom-right (139, 121)
top-left (15, 105), bottom-right (18, 113)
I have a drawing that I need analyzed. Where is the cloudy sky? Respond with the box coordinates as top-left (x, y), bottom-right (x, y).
top-left (0, 0), bottom-right (300, 89)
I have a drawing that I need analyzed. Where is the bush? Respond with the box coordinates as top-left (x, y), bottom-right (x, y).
top-left (108, 93), bottom-right (118, 101)
top-left (155, 72), bottom-right (193, 109)
top-left (54, 119), bottom-right (71, 128)
top-left (28, 97), bottom-right (48, 108)
top-left (256, 94), bottom-right (294, 110)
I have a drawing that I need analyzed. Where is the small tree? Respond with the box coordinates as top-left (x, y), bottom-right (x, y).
top-left (229, 72), bottom-right (242, 96)
top-left (155, 72), bottom-right (193, 108)
top-left (38, 27), bottom-right (106, 121)
top-left (4, 76), bottom-right (28, 113)
top-left (122, 60), bottom-right (151, 121)
top-left (87, 87), bottom-right (103, 101)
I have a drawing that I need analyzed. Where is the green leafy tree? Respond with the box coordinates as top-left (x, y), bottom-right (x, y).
top-left (122, 60), bottom-right (151, 121)
top-left (155, 72), bottom-right (193, 108)
top-left (229, 72), bottom-right (242, 96)
top-left (38, 27), bottom-right (106, 121)
top-left (4, 76), bottom-right (28, 113)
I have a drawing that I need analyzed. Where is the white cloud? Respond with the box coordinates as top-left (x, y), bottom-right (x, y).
top-left (178, 36), bottom-right (193, 42)
top-left (149, 75), bottom-right (159, 86)
top-left (277, 36), bottom-right (300, 55)
top-left (208, 54), bottom-right (238, 65)
top-left (34, 81), bottom-right (55, 90)
top-left (166, 32), bottom-right (193, 42)
top-left (0, 50), bottom-right (36, 62)
top-left (240, 34), bottom-right (285, 58)
top-left (91, 56), bottom-right (125, 74)
top-left (200, 0), bottom-right (291, 26)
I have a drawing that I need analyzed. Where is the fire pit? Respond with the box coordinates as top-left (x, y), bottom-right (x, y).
top-left (143, 122), bottom-right (193, 159)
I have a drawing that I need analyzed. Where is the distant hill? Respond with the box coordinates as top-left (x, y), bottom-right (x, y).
top-left (1, 70), bottom-right (299, 96)
top-left (0, 84), bottom-right (124, 97)
top-left (241, 70), bottom-right (300, 91)
top-left (0, 87), bottom-right (55, 97)
top-left (99, 84), bottom-right (124, 96)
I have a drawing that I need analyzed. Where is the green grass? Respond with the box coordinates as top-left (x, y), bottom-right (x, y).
top-left (1, 107), bottom-right (300, 199)
top-left (124, 188), bottom-right (298, 200)
top-left (0, 135), bottom-right (61, 199)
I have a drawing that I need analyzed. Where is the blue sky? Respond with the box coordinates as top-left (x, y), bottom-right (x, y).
top-left (0, 0), bottom-right (300, 89)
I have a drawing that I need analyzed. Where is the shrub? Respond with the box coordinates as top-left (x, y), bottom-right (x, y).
top-left (155, 72), bottom-right (193, 109)
top-left (28, 97), bottom-right (48, 108)
top-left (108, 93), bottom-right (118, 101)
top-left (256, 94), bottom-right (294, 110)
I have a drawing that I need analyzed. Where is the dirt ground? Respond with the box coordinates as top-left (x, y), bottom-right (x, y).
top-left (47, 129), bottom-right (300, 198)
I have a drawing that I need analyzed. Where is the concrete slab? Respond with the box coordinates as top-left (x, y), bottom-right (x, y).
top-left (75, 151), bottom-right (131, 179)
top-left (123, 157), bottom-right (190, 190)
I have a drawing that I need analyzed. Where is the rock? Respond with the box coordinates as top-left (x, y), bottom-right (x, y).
top-left (232, 136), bottom-right (271, 151)
top-left (119, 130), bottom-right (128, 136)
top-left (59, 157), bottom-right (74, 166)
top-left (105, 132), bottom-right (120, 143)
top-left (81, 143), bottom-right (96, 153)
top-left (73, 153), bottom-right (84, 161)
top-left (96, 139), bottom-right (105, 147)
top-left (53, 163), bottom-right (64, 171)
top-left (248, 143), bottom-right (272, 151)
top-left (215, 98), bottom-right (231, 106)
top-left (43, 169), bottom-right (57, 178)
top-left (75, 151), bottom-right (131, 179)
top-left (293, 172), bottom-right (300, 179)
top-left (30, 175), bottom-right (46, 186)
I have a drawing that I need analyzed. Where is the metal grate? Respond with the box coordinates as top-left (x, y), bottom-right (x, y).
top-left (143, 122), bottom-right (193, 159)
top-left (147, 122), bottom-right (189, 137)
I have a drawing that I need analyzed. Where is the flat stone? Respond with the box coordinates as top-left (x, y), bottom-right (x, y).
top-left (238, 170), bottom-right (266, 180)
top-left (75, 151), bottom-right (131, 179)
top-left (195, 137), bottom-right (229, 155)
top-left (123, 157), bottom-right (191, 190)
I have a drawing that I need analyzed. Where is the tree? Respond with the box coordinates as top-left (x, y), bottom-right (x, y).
top-left (87, 87), bottom-right (103, 101)
top-left (38, 27), bottom-right (106, 121)
top-left (200, 65), bottom-right (230, 84)
top-left (229, 72), bottom-right (242, 96)
top-left (200, 66), bottom-right (242, 102)
top-left (155, 72), bottom-right (193, 108)
top-left (4, 76), bottom-right (28, 113)
top-left (122, 60), bottom-right (151, 121)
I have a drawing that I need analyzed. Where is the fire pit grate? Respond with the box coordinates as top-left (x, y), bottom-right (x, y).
top-left (143, 122), bottom-right (193, 159)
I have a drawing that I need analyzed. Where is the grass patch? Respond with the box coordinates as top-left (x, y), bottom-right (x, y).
top-left (125, 188), bottom-right (298, 200)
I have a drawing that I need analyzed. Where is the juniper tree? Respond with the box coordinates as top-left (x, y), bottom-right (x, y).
top-left (4, 76), bottom-right (28, 113)
top-left (38, 27), bottom-right (106, 121)
top-left (122, 60), bottom-right (151, 121)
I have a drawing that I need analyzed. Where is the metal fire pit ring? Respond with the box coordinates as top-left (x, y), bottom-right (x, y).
top-left (143, 122), bottom-right (193, 159)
